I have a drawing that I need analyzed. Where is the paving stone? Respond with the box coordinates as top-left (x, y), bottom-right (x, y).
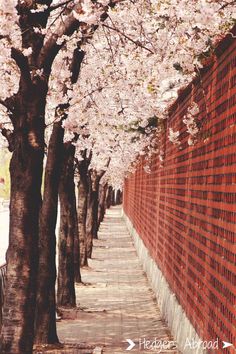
top-left (57, 206), bottom-right (180, 354)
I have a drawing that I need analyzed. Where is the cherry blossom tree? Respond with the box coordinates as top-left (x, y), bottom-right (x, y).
top-left (63, 0), bottom-right (235, 179)
top-left (0, 1), bottom-right (235, 353)
top-left (0, 1), bottom-right (121, 352)
top-left (61, 0), bottom-right (235, 267)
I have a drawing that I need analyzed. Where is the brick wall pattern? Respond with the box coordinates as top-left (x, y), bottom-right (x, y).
top-left (123, 29), bottom-right (236, 354)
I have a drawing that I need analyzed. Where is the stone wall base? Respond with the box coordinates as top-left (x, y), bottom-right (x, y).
top-left (123, 210), bottom-right (207, 354)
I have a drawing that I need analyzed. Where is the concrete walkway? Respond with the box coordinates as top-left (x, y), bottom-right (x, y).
top-left (56, 206), bottom-right (179, 354)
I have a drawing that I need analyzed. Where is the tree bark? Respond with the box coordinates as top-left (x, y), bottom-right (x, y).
top-left (111, 189), bottom-right (116, 206)
top-left (57, 143), bottom-right (77, 307)
top-left (35, 47), bottom-right (85, 316)
top-left (77, 180), bottom-right (88, 267)
top-left (116, 189), bottom-right (123, 205)
top-left (77, 156), bottom-right (90, 267)
top-left (98, 183), bottom-right (108, 228)
top-left (92, 180), bottom-right (100, 240)
top-left (73, 199), bottom-right (82, 283)
top-left (0, 83), bottom-right (46, 354)
top-left (86, 171), bottom-right (105, 258)
top-left (86, 172), bottom-right (99, 259)
top-left (86, 174), bottom-right (94, 259)
top-left (106, 185), bottom-right (113, 210)
top-left (34, 121), bottom-right (64, 344)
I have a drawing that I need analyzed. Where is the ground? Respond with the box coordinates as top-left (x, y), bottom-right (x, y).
top-left (1, 205), bottom-right (179, 353)
top-left (42, 207), bottom-right (179, 353)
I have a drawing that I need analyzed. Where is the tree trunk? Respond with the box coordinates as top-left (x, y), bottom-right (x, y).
top-left (106, 186), bottom-right (113, 210)
top-left (116, 189), bottom-right (123, 205)
top-left (0, 13), bottom-right (84, 353)
top-left (0, 86), bottom-right (46, 354)
top-left (86, 171), bottom-right (102, 258)
top-left (77, 181), bottom-right (88, 267)
top-left (86, 174), bottom-right (93, 259)
top-left (77, 157), bottom-right (90, 267)
top-left (34, 121), bottom-right (64, 344)
top-left (57, 143), bottom-right (77, 307)
top-left (92, 181), bottom-right (99, 240)
top-left (98, 183), bottom-right (108, 228)
top-left (35, 47), bottom-right (85, 314)
top-left (111, 189), bottom-right (116, 206)
top-left (73, 203), bottom-right (81, 283)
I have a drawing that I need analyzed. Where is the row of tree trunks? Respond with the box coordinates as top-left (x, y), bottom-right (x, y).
top-left (0, 2), bottom-right (119, 351)
top-left (0, 0), bottom-right (126, 350)
top-left (1, 117), bottom-right (116, 353)
top-left (77, 160), bottom-right (114, 265)
top-left (106, 188), bottom-right (123, 207)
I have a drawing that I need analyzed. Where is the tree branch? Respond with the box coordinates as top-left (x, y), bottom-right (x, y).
top-left (102, 23), bottom-right (154, 54)
top-left (98, 157), bottom-right (111, 179)
top-left (48, 0), bottom-right (73, 12)
top-left (71, 48), bottom-right (85, 84)
top-left (36, 0), bottom-right (53, 5)
top-left (0, 126), bottom-right (14, 151)
top-left (0, 99), bottom-right (13, 112)
top-left (219, 0), bottom-right (236, 11)
top-left (0, 95), bottom-right (17, 116)
top-left (38, 0), bottom-right (124, 75)
top-left (11, 48), bottom-right (32, 87)
top-left (38, 9), bottom-right (81, 75)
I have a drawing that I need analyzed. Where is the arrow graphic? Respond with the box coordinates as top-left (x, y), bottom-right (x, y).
top-left (223, 341), bottom-right (233, 349)
top-left (126, 339), bottom-right (135, 351)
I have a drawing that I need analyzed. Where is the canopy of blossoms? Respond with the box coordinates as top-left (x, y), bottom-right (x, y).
top-left (0, 0), bottom-right (235, 186)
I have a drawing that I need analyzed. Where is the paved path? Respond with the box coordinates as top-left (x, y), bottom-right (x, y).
top-left (57, 206), bottom-right (179, 354)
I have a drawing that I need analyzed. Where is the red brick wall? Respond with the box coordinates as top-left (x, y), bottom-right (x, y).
top-left (123, 29), bottom-right (236, 353)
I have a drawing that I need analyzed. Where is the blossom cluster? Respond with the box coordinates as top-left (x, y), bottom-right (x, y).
top-left (183, 102), bottom-right (200, 146)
